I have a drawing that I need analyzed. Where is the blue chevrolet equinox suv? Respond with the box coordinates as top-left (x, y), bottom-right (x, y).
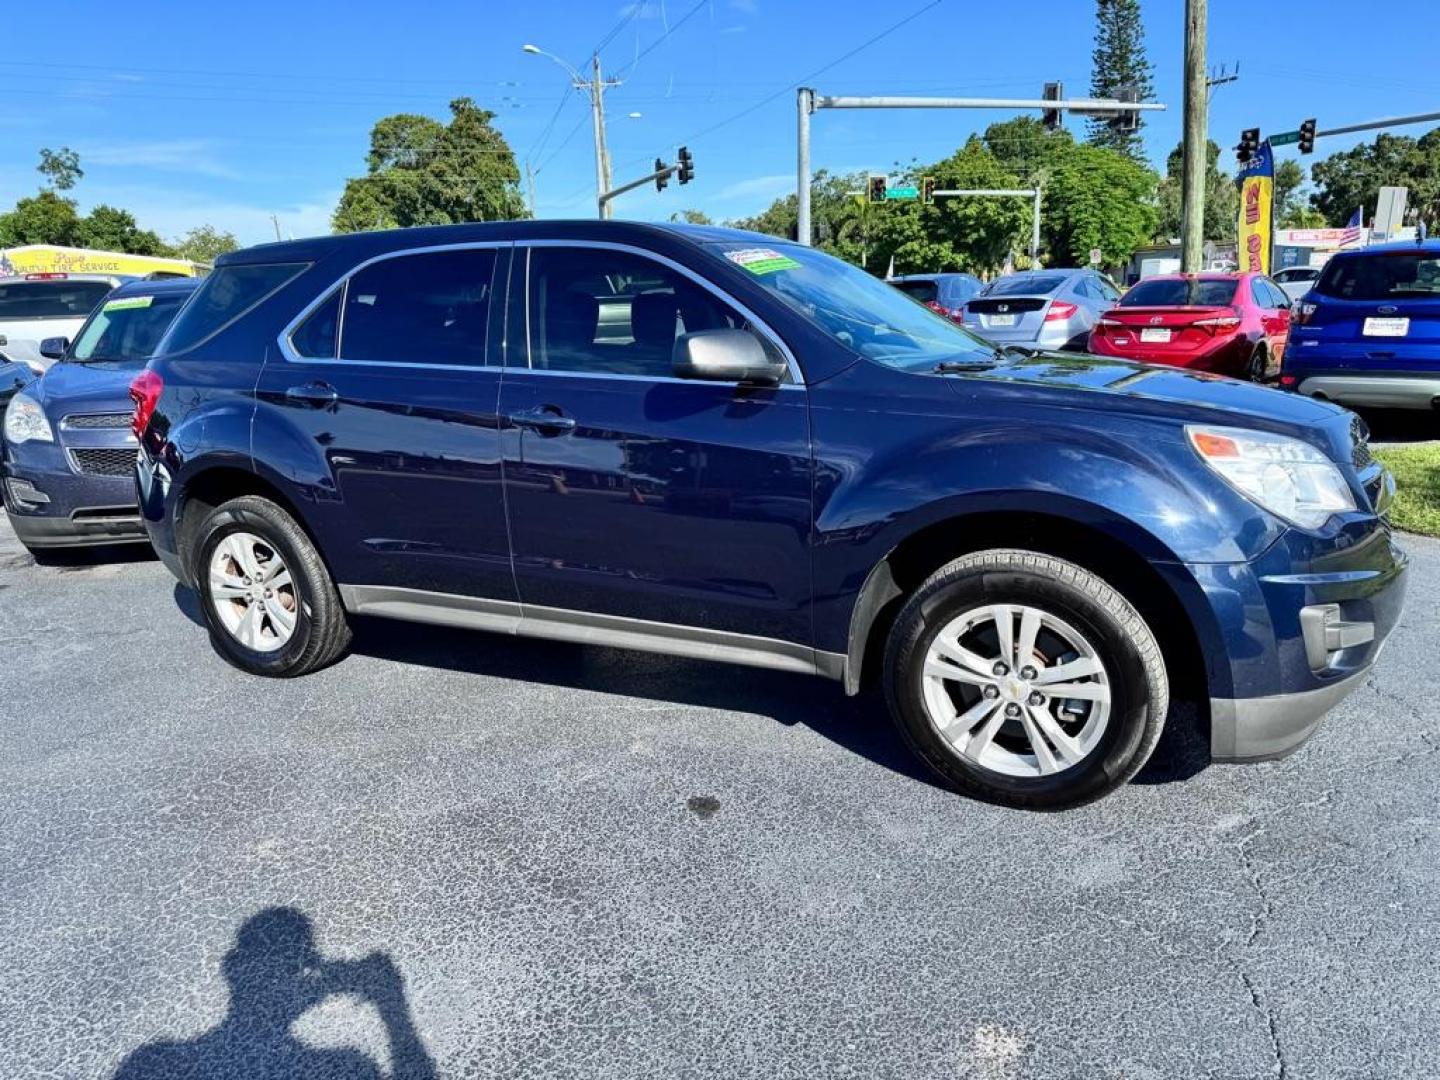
top-left (134, 222), bottom-right (1407, 808)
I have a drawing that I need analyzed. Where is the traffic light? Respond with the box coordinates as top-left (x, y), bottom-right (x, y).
top-left (920, 176), bottom-right (936, 205)
top-left (867, 175), bottom-right (887, 204)
top-left (1042, 81), bottom-right (1063, 132)
top-left (654, 157), bottom-right (668, 193)
top-left (1298, 118), bottom-right (1317, 155)
top-left (676, 146), bottom-right (694, 185)
top-left (1237, 127), bottom-right (1261, 165)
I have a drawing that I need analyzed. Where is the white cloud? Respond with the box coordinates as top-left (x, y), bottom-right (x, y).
top-left (715, 173), bottom-right (791, 202)
top-left (78, 139), bottom-right (240, 179)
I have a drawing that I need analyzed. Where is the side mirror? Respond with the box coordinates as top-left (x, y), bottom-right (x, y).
top-left (672, 328), bottom-right (786, 386)
top-left (39, 337), bottom-right (69, 361)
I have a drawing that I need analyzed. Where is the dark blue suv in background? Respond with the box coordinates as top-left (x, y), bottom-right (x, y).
top-left (4, 277), bottom-right (197, 558)
top-left (134, 222), bottom-right (1406, 808)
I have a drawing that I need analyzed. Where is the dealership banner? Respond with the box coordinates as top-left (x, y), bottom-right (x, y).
top-left (1237, 141), bottom-right (1274, 274)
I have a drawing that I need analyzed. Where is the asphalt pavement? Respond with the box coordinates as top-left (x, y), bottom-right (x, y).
top-left (1, 511), bottom-right (1437, 1079)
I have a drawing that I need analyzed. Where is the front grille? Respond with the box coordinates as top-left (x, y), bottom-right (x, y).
top-left (70, 448), bottom-right (138, 477)
top-left (62, 412), bottom-right (133, 430)
top-left (1350, 414), bottom-right (1374, 470)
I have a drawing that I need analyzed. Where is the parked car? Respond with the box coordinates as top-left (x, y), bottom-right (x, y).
top-left (1088, 272), bottom-right (1292, 382)
top-left (1274, 265), bottom-right (1322, 305)
top-left (961, 268), bottom-right (1121, 351)
top-left (1282, 241), bottom-right (1440, 410)
top-left (134, 222), bottom-right (1404, 809)
top-left (2, 277), bottom-right (198, 558)
top-left (0, 274), bottom-right (126, 372)
top-left (887, 272), bottom-right (984, 323)
top-left (0, 357), bottom-right (37, 412)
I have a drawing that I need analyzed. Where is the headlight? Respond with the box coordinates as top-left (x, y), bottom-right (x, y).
top-left (3, 392), bottom-right (54, 445)
top-left (1187, 425), bottom-right (1356, 530)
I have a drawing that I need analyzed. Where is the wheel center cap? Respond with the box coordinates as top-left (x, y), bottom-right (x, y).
top-left (1001, 676), bottom-right (1028, 702)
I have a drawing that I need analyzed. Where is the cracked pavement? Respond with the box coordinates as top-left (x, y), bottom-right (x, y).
top-left (1, 511), bottom-right (1436, 1079)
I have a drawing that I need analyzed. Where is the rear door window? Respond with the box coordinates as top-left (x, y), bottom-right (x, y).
top-left (1315, 253), bottom-right (1440, 300)
top-left (339, 249), bottom-right (497, 367)
top-left (161, 263), bottom-right (307, 354)
top-left (0, 280), bottom-right (113, 320)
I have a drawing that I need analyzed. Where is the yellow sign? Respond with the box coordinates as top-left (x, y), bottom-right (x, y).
top-left (0, 244), bottom-right (201, 279)
top-left (1237, 142), bottom-right (1274, 275)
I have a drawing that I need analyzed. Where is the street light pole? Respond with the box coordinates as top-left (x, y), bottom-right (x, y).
top-left (797, 87), bottom-right (814, 246)
top-left (523, 44), bottom-right (620, 220)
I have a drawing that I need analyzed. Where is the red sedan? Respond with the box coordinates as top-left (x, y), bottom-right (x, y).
top-left (1087, 272), bottom-right (1293, 381)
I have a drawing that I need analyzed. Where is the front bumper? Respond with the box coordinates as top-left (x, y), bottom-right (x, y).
top-left (1185, 520), bottom-right (1408, 762)
top-left (2, 439), bottom-right (146, 548)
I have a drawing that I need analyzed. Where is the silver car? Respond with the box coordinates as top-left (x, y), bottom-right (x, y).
top-left (961, 269), bottom-right (1121, 351)
top-left (1273, 265), bottom-right (1321, 305)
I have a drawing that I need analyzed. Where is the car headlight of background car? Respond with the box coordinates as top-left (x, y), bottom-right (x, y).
top-left (3, 393), bottom-right (54, 445)
top-left (1188, 425), bottom-right (1356, 530)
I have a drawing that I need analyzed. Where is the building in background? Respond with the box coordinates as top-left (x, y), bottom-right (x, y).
top-left (0, 245), bottom-right (204, 279)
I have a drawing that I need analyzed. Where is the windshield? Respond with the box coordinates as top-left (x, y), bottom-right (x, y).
top-left (982, 273), bottom-right (1068, 297)
top-left (1315, 253), bottom-right (1440, 300)
top-left (69, 292), bottom-right (189, 362)
top-left (0, 280), bottom-right (113, 320)
top-left (1120, 278), bottom-right (1237, 307)
top-left (707, 242), bottom-right (994, 371)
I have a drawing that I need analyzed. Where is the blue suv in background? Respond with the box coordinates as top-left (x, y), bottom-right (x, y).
top-left (134, 222), bottom-right (1405, 809)
top-left (1285, 241), bottom-right (1440, 410)
top-left (3, 277), bottom-right (197, 558)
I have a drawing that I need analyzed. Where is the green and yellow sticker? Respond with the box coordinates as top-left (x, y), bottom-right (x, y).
top-left (725, 247), bottom-right (801, 275)
top-left (102, 295), bottom-right (154, 312)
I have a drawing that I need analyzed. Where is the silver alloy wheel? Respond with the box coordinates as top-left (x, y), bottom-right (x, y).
top-left (208, 531), bottom-right (297, 653)
top-left (920, 603), bottom-right (1111, 778)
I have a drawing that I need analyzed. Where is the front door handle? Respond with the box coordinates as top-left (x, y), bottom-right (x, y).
top-left (285, 381), bottom-right (339, 408)
top-left (507, 405), bottom-right (576, 436)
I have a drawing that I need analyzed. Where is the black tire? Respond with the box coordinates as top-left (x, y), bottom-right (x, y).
top-left (1246, 346), bottom-right (1268, 383)
top-left (883, 549), bottom-right (1167, 810)
top-left (192, 495), bottom-right (351, 677)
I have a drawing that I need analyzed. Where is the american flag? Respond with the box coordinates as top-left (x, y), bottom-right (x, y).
top-left (1339, 208), bottom-right (1364, 246)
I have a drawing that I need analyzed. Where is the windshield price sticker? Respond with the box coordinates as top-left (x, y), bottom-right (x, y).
top-left (103, 296), bottom-right (155, 312)
top-left (725, 248), bottom-right (801, 275)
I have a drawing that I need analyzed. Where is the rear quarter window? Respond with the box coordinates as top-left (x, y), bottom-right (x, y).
top-left (159, 263), bottom-right (307, 355)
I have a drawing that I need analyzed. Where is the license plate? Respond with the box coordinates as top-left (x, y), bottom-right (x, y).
top-left (986, 313), bottom-right (1016, 327)
top-left (1140, 327), bottom-right (1172, 343)
top-left (1363, 316), bottom-right (1409, 337)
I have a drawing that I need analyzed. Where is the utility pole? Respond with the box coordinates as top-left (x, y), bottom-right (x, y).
top-left (270, 214), bottom-right (282, 242)
top-left (526, 160), bottom-right (538, 218)
top-left (589, 54), bottom-right (615, 220)
top-left (1181, 0), bottom-right (1207, 273)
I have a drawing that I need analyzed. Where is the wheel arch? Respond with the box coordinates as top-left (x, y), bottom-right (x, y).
top-left (843, 508), bottom-right (1222, 706)
top-left (173, 463), bottom-right (322, 585)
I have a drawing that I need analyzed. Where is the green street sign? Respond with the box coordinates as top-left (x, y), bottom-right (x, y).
top-left (884, 186), bottom-right (919, 200)
top-left (1270, 130), bottom-right (1300, 146)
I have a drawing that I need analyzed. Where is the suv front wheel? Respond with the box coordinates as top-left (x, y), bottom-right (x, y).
top-left (192, 495), bottom-right (352, 677)
top-left (884, 549), bottom-right (1168, 810)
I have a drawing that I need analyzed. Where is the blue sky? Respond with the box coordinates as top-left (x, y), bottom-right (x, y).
top-left (4, 0), bottom-right (1439, 246)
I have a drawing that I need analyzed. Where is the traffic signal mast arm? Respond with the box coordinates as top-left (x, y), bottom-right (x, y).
top-left (599, 147), bottom-right (694, 210)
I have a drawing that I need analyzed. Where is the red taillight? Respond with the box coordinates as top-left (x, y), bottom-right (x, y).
top-left (1295, 301), bottom-right (1318, 326)
top-left (1193, 307), bottom-right (1243, 333)
top-left (24, 272), bottom-right (67, 280)
top-left (129, 369), bottom-right (163, 438)
top-left (1279, 374), bottom-right (1298, 388)
top-left (1044, 301), bottom-right (1078, 322)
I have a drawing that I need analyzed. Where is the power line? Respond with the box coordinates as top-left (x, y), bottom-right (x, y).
top-left (613, 0), bottom-right (710, 78)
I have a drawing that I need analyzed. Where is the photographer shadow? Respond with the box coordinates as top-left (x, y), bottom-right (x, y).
top-left (113, 907), bottom-right (436, 1080)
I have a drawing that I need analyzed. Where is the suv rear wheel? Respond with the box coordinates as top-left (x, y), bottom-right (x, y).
top-left (192, 495), bottom-right (351, 677)
top-left (883, 549), bottom-right (1167, 810)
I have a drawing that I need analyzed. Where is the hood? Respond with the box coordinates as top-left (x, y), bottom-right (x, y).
top-left (947, 350), bottom-right (1343, 428)
top-left (29, 358), bottom-right (144, 417)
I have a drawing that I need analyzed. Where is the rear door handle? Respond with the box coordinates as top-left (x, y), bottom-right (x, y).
top-left (507, 406), bottom-right (576, 435)
top-left (285, 381), bottom-right (339, 408)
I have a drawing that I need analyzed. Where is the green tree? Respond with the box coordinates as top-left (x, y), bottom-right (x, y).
top-left (1154, 140), bottom-right (1237, 242)
top-left (1045, 144), bottom-right (1159, 270)
top-left (983, 117), bottom-right (1075, 183)
top-left (729, 170), bottom-right (870, 263)
top-left (1273, 159), bottom-right (1326, 228)
top-left (169, 225), bottom-right (240, 264)
top-left (77, 205), bottom-right (168, 255)
top-left (669, 209), bottom-right (713, 225)
top-left (0, 190), bottom-right (82, 246)
top-left (37, 146), bottom-right (83, 191)
top-left (1309, 129), bottom-right (1440, 227)
top-left (333, 97), bottom-right (527, 232)
top-left (1087, 0), bottom-right (1154, 159)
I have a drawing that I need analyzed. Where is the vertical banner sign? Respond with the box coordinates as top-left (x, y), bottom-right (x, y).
top-left (1237, 140), bottom-right (1274, 274)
